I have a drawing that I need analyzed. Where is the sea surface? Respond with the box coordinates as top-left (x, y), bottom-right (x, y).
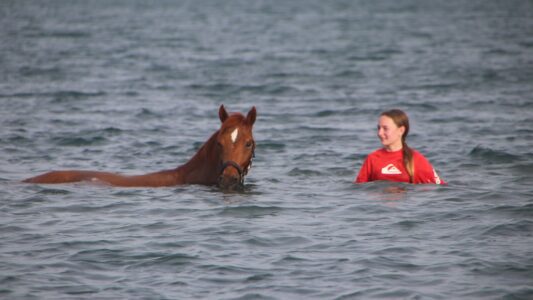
top-left (1, 0), bottom-right (533, 299)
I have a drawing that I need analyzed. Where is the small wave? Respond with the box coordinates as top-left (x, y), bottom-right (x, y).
top-left (366, 288), bottom-right (420, 299)
top-left (0, 91), bottom-right (98, 99)
top-left (481, 220), bottom-right (533, 237)
top-left (244, 273), bottom-right (274, 283)
top-left (257, 141), bottom-right (286, 151)
top-left (288, 168), bottom-right (323, 177)
top-left (469, 146), bottom-right (522, 164)
top-left (481, 69), bottom-right (505, 82)
top-left (39, 187), bottom-right (72, 195)
top-left (358, 255), bottom-right (422, 272)
top-left (100, 127), bottom-right (124, 135)
top-left (42, 240), bottom-right (115, 253)
top-left (519, 41), bottom-right (533, 48)
top-left (49, 91), bottom-right (106, 102)
top-left (28, 30), bottom-right (90, 39)
top-left (347, 49), bottom-right (401, 62)
top-left (46, 201), bottom-right (133, 214)
top-left (51, 136), bottom-right (108, 147)
top-left (135, 108), bottom-right (163, 119)
top-left (245, 236), bottom-right (311, 247)
top-left (334, 69), bottom-right (365, 78)
top-left (373, 246), bottom-right (420, 255)
top-left (510, 162), bottom-right (533, 175)
top-left (400, 82), bottom-right (462, 91)
top-left (188, 82), bottom-right (298, 96)
top-left (483, 48), bottom-right (518, 56)
top-left (315, 110), bottom-right (338, 117)
top-left (491, 203), bottom-right (533, 218)
top-left (69, 248), bottom-right (126, 266)
top-left (219, 205), bottom-right (283, 218)
top-left (130, 253), bottom-right (198, 269)
top-left (430, 116), bottom-right (468, 124)
top-left (273, 254), bottom-right (311, 265)
top-left (0, 225), bottom-right (27, 234)
top-left (392, 220), bottom-right (423, 229)
top-left (19, 66), bottom-right (64, 78)
top-left (49, 127), bottom-right (124, 147)
top-left (2, 134), bottom-right (33, 146)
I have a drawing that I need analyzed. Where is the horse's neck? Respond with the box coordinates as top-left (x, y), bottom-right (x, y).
top-left (175, 131), bottom-right (220, 183)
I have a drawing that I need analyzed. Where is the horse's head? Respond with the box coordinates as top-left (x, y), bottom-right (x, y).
top-left (216, 105), bottom-right (256, 189)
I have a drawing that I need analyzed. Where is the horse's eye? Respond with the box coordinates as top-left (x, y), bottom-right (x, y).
top-left (245, 141), bottom-right (253, 148)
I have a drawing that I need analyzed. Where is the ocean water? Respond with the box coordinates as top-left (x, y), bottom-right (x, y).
top-left (1, 0), bottom-right (533, 299)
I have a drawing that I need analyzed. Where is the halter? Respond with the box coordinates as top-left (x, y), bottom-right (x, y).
top-left (219, 143), bottom-right (255, 186)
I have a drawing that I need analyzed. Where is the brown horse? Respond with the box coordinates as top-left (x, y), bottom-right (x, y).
top-left (23, 105), bottom-right (256, 189)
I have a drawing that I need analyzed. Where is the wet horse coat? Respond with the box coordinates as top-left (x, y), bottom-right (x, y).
top-left (23, 105), bottom-right (256, 188)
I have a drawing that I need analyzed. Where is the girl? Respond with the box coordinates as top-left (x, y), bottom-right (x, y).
top-left (355, 109), bottom-right (445, 184)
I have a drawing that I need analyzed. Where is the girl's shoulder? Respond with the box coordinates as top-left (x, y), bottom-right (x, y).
top-left (411, 148), bottom-right (423, 157)
top-left (411, 149), bottom-right (433, 166)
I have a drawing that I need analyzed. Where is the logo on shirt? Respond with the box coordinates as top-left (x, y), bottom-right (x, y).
top-left (381, 164), bottom-right (402, 175)
top-left (433, 169), bottom-right (441, 184)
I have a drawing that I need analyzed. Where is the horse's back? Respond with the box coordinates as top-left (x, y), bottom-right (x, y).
top-left (23, 170), bottom-right (116, 184)
top-left (23, 169), bottom-right (182, 187)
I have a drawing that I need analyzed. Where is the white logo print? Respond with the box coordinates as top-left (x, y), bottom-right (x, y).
top-left (381, 164), bottom-right (402, 175)
top-left (433, 169), bottom-right (441, 184)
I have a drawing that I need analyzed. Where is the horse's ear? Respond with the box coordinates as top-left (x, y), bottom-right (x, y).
top-left (219, 104), bottom-right (229, 123)
top-left (246, 106), bottom-right (256, 126)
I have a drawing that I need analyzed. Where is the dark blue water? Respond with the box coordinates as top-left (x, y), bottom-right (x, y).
top-left (1, 0), bottom-right (533, 299)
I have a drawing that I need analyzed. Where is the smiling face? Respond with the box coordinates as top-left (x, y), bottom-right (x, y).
top-left (216, 105), bottom-right (256, 189)
top-left (377, 115), bottom-right (405, 152)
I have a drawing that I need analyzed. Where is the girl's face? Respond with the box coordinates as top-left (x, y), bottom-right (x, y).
top-left (377, 115), bottom-right (405, 151)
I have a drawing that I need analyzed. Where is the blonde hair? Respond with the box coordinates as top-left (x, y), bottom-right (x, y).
top-left (381, 109), bottom-right (414, 183)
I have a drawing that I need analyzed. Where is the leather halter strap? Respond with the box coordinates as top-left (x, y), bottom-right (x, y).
top-left (221, 160), bottom-right (244, 177)
top-left (219, 144), bottom-right (255, 185)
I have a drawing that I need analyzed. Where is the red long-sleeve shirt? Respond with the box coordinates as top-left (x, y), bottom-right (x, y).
top-left (355, 148), bottom-right (445, 184)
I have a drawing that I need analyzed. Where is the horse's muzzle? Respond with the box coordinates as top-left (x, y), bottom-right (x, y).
top-left (218, 161), bottom-right (245, 189)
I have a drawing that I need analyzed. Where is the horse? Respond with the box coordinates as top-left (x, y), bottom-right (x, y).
top-left (23, 105), bottom-right (256, 189)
